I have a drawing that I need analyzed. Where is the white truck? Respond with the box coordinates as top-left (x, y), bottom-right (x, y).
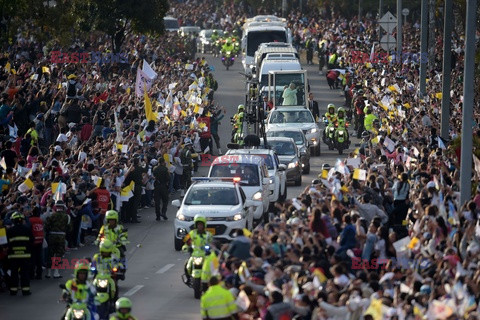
top-left (258, 54), bottom-right (301, 89)
top-left (253, 42), bottom-right (298, 74)
top-left (241, 15), bottom-right (292, 75)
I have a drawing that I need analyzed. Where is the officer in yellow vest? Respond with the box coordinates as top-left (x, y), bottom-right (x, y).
top-left (7, 212), bottom-right (33, 295)
top-left (200, 276), bottom-right (238, 320)
top-left (364, 109), bottom-right (378, 133)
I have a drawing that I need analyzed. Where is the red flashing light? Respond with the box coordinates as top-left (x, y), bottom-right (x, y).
top-left (113, 267), bottom-right (118, 272)
top-left (233, 177), bottom-right (241, 182)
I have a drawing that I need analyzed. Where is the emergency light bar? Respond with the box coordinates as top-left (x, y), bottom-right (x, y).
top-left (191, 177), bottom-right (245, 183)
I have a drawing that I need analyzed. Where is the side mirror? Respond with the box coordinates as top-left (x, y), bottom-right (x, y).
top-left (262, 177), bottom-right (270, 185)
top-left (245, 199), bottom-right (262, 207)
top-left (171, 199), bottom-right (181, 208)
top-left (278, 164), bottom-right (286, 171)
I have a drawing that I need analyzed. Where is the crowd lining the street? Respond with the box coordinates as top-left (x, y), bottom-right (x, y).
top-left (1, 0), bottom-right (480, 319)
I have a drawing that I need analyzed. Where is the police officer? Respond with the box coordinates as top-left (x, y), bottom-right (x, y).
top-left (200, 276), bottom-right (238, 320)
top-left (110, 297), bottom-right (138, 320)
top-left (62, 262), bottom-right (97, 318)
top-left (231, 105), bottom-right (244, 143)
top-left (45, 201), bottom-right (69, 279)
top-left (7, 212), bottom-right (33, 296)
top-left (364, 109), bottom-right (378, 133)
top-left (153, 158), bottom-right (170, 221)
top-left (181, 138), bottom-right (194, 194)
top-left (123, 157), bottom-right (146, 223)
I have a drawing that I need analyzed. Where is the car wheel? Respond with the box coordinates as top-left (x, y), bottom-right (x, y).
top-left (303, 163), bottom-right (310, 174)
top-left (295, 176), bottom-right (302, 186)
top-left (174, 236), bottom-right (183, 251)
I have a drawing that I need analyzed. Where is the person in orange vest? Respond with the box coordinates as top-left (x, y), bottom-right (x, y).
top-left (29, 207), bottom-right (44, 280)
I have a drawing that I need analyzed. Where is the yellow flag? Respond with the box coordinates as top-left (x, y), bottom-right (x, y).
top-left (4, 62), bottom-right (11, 72)
top-left (364, 298), bottom-right (383, 320)
top-left (42, 66), bottom-right (50, 74)
top-left (180, 110), bottom-right (187, 117)
top-left (313, 268), bottom-right (327, 283)
top-left (126, 87), bottom-right (131, 95)
top-left (144, 91), bottom-right (156, 122)
top-left (51, 183), bottom-right (59, 194)
top-left (403, 103), bottom-right (411, 109)
top-left (120, 181), bottom-right (135, 197)
top-left (25, 178), bottom-right (34, 189)
top-left (243, 228), bottom-right (252, 238)
top-left (206, 111), bottom-right (212, 117)
top-left (199, 122), bottom-right (206, 129)
top-left (11, 69), bottom-right (16, 75)
top-left (321, 169), bottom-right (328, 179)
top-left (193, 105), bottom-right (200, 114)
top-left (408, 237), bottom-right (419, 249)
top-left (435, 92), bottom-right (443, 99)
top-left (96, 177), bottom-right (102, 188)
top-left (371, 136), bottom-right (379, 144)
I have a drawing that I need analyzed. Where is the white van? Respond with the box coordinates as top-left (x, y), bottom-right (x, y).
top-left (259, 56), bottom-right (301, 89)
top-left (208, 155), bottom-right (270, 222)
top-left (164, 16), bottom-right (179, 32)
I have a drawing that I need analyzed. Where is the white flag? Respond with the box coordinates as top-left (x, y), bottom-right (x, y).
top-left (142, 59), bottom-right (157, 79)
top-left (135, 68), bottom-right (154, 97)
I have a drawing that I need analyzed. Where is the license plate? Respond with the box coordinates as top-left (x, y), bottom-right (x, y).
top-left (206, 228), bottom-right (216, 235)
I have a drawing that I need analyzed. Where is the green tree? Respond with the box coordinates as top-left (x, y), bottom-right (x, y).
top-left (72, 0), bottom-right (169, 52)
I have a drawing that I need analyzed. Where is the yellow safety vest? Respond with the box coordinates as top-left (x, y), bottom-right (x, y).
top-left (364, 114), bottom-right (378, 131)
top-left (200, 284), bottom-right (237, 319)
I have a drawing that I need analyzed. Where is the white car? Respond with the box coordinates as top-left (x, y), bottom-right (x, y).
top-left (266, 106), bottom-right (321, 156)
top-left (172, 177), bottom-right (261, 251)
top-left (208, 155), bottom-right (271, 223)
top-left (225, 148), bottom-right (287, 206)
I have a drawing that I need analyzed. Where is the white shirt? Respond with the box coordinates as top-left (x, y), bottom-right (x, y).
top-left (56, 133), bottom-right (68, 143)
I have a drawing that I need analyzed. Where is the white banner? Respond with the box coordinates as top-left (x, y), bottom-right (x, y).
top-left (142, 59), bottom-right (158, 79)
top-left (135, 68), bottom-right (154, 97)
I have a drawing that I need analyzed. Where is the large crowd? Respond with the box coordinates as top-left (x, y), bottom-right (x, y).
top-left (1, 0), bottom-right (480, 319)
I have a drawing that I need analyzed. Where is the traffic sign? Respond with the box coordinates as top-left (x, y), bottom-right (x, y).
top-left (402, 8), bottom-right (410, 16)
top-left (379, 11), bottom-right (397, 34)
top-left (380, 35), bottom-right (396, 51)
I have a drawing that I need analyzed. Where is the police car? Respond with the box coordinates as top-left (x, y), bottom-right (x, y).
top-left (224, 148), bottom-right (287, 206)
top-left (172, 177), bottom-right (261, 251)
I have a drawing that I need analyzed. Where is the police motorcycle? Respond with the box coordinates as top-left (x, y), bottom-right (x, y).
top-left (222, 50), bottom-right (235, 70)
top-left (182, 243), bottom-right (215, 299)
top-left (323, 108), bottom-right (351, 154)
top-left (96, 230), bottom-right (128, 282)
top-left (91, 271), bottom-right (115, 320)
top-left (59, 262), bottom-right (98, 320)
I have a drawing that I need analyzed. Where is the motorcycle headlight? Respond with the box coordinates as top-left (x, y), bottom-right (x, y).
top-left (269, 178), bottom-right (274, 184)
top-left (227, 213), bottom-right (243, 221)
top-left (98, 279), bottom-right (108, 288)
top-left (309, 128), bottom-right (318, 133)
top-left (73, 309), bottom-right (85, 319)
top-left (226, 51), bottom-right (231, 55)
top-left (252, 191), bottom-right (262, 201)
top-left (288, 161), bottom-right (299, 169)
top-left (193, 257), bottom-right (203, 265)
top-left (338, 131), bottom-right (344, 136)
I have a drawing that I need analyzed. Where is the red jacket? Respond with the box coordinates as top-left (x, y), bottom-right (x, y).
top-left (29, 217), bottom-right (44, 246)
top-left (93, 188), bottom-right (111, 214)
top-left (81, 123), bottom-right (93, 141)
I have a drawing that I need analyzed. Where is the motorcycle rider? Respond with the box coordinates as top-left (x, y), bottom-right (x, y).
top-left (182, 214), bottom-right (213, 286)
top-left (323, 104), bottom-right (337, 141)
top-left (62, 261), bottom-right (97, 320)
top-left (96, 210), bottom-right (128, 259)
top-left (364, 109), bottom-right (379, 133)
top-left (231, 104), bottom-right (244, 144)
top-left (211, 30), bottom-right (220, 56)
top-left (221, 40), bottom-right (235, 57)
top-left (91, 240), bottom-right (119, 285)
top-left (335, 107), bottom-right (350, 142)
top-left (109, 297), bottom-right (138, 320)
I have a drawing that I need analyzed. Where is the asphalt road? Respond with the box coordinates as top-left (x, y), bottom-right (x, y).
top-left (1, 53), bottom-right (356, 320)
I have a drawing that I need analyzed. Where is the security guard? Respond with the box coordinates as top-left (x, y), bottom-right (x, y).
top-left (45, 201), bottom-right (69, 278)
top-left (153, 158), bottom-right (170, 221)
top-left (328, 51), bottom-right (338, 69)
top-left (335, 107), bottom-right (350, 142)
top-left (96, 210), bottom-right (128, 258)
top-left (364, 109), bottom-right (378, 133)
top-left (110, 297), bottom-right (138, 320)
top-left (7, 212), bottom-right (33, 296)
top-left (221, 40), bottom-right (235, 57)
top-left (200, 276), bottom-right (238, 320)
top-left (181, 138), bottom-right (194, 193)
top-left (182, 215), bottom-right (213, 285)
top-left (231, 104), bottom-right (244, 144)
top-left (323, 104), bottom-right (337, 141)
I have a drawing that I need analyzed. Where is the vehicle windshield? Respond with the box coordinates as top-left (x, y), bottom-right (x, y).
top-left (210, 164), bottom-right (260, 186)
top-left (164, 19), bottom-right (179, 29)
top-left (184, 187), bottom-right (239, 205)
top-left (267, 131), bottom-right (304, 145)
top-left (269, 110), bottom-right (314, 124)
top-left (267, 141), bottom-right (296, 156)
top-left (203, 30), bottom-right (213, 38)
top-left (247, 30), bottom-right (287, 57)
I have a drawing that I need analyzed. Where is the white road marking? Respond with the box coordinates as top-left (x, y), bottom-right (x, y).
top-left (124, 285), bottom-right (144, 297)
top-left (156, 263), bottom-right (175, 274)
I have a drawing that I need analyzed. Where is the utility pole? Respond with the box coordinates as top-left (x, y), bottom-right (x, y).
top-left (378, 0), bottom-right (383, 41)
top-left (396, 0), bottom-right (402, 60)
top-left (460, 0), bottom-right (477, 206)
top-left (419, 0), bottom-right (428, 96)
top-left (440, 0), bottom-right (452, 141)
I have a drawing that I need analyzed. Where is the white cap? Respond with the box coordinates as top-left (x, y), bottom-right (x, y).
top-left (54, 145), bottom-right (63, 152)
top-left (150, 159), bottom-right (158, 166)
